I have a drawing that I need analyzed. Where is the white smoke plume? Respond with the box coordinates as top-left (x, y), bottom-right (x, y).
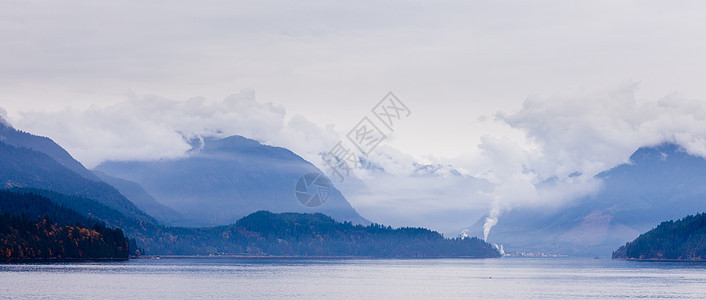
top-left (477, 84), bottom-right (706, 240)
top-left (483, 206), bottom-right (499, 241)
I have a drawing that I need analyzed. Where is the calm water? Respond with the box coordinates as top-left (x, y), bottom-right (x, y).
top-left (1, 257), bottom-right (706, 299)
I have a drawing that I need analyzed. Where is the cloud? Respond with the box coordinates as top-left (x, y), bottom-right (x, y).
top-left (10, 83), bottom-right (706, 237)
top-left (13, 91), bottom-right (339, 168)
top-left (7, 90), bottom-right (498, 233)
top-left (500, 84), bottom-right (706, 178)
top-left (476, 84), bottom-right (706, 238)
top-left (316, 143), bottom-right (499, 233)
top-left (4, 0), bottom-right (706, 159)
top-left (0, 107), bottom-right (10, 127)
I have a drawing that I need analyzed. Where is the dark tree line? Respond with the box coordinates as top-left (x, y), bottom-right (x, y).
top-left (1, 189), bottom-right (499, 258)
top-left (0, 190), bottom-right (138, 260)
top-left (151, 211), bottom-right (501, 257)
top-left (613, 212), bottom-right (706, 260)
top-left (0, 213), bottom-right (130, 260)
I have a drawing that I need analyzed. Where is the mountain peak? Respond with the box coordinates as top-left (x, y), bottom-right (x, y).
top-left (96, 135), bottom-right (368, 227)
top-left (629, 143), bottom-right (683, 163)
top-left (202, 135), bottom-right (264, 152)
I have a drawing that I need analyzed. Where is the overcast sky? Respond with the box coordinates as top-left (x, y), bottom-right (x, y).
top-left (3, 1), bottom-right (706, 233)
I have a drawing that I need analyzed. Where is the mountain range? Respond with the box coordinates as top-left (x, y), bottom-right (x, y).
top-left (0, 120), bottom-right (386, 255)
top-left (95, 135), bottom-right (367, 227)
top-left (0, 125), bottom-right (156, 224)
top-left (0, 120), bottom-right (365, 226)
top-left (5, 115), bottom-right (705, 258)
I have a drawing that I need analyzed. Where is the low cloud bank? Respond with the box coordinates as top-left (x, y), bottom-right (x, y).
top-left (477, 84), bottom-right (706, 238)
top-left (12, 90), bottom-right (338, 168)
top-left (6, 84), bottom-right (706, 236)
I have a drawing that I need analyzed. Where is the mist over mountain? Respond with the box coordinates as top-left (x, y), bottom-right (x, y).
top-left (95, 135), bottom-right (368, 227)
top-left (92, 170), bottom-right (186, 225)
top-left (468, 143), bottom-right (706, 256)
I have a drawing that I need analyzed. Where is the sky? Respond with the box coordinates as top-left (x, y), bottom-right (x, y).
top-left (3, 0), bottom-right (706, 234)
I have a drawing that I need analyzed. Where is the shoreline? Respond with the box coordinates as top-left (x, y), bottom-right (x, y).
top-left (613, 257), bottom-right (706, 262)
top-left (137, 254), bottom-right (501, 259)
top-left (1, 257), bottom-right (129, 263)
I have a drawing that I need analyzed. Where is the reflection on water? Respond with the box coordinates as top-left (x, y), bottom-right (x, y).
top-left (2, 257), bottom-right (706, 299)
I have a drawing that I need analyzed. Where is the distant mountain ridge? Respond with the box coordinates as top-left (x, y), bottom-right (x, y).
top-left (0, 123), bottom-right (100, 181)
top-left (0, 120), bottom-right (500, 258)
top-left (92, 170), bottom-right (186, 224)
top-left (468, 143), bottom-right (706, 256)
top-left (95, 135), bottom-right (368, 227)
top-left (0, 120), bottom-right (366, 230)
top-left (0, 141), bottom-right (155, 223)
top-left (0, 122), bottom-right (168, 224)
